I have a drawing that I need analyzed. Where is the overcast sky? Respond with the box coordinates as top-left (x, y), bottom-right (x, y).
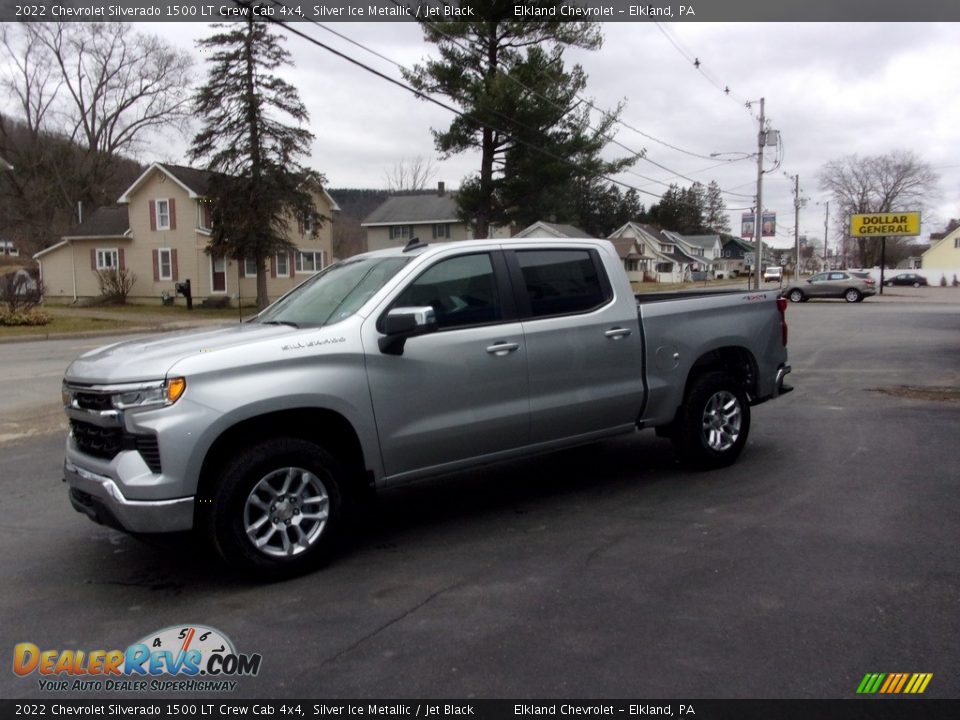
top-left (127, 20), bottom-right (960, 247)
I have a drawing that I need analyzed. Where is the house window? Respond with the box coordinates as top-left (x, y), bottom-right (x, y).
top-left (432, 223), bottom-right (450, 239)
top-left (244, 258), bottom-right (259, 278)
top-left (626, 259), bottom-right (639, 272)
top-left (389, 225), bottom-right (411, 240)
top-left (156, 199), bottom-right (171, 230)
top-left (955, 238), bottom-right (960, 249)
top-left (275, 253), bottom-right (289, 277)
top-left (296, 250), bottom-right (325, 274)
top-left (0, 240), bottom-right (18, 256)
top-left (199, 201), bottom-right (212, 230)
top-left (96, 249), bottom-right (119, 270)
top-left (158, 249), bottom-right (173, 281)
top-left (656, 262), bottom-right (673, 273)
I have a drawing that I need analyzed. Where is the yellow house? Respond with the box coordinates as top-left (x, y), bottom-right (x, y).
top-left (921, 225), bottom-right (960, 270)
top-left (35, 162), bottom-right (339, 304)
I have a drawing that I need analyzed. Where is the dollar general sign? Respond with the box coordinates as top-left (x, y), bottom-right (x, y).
top-left (850, 212), bottom-right (921, 237)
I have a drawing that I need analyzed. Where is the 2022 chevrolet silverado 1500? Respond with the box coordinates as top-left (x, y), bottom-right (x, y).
top-left (62, 239), bottom-right (792, 578)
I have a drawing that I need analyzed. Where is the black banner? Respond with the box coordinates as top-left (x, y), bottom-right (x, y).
top-left (2, 700), bottom-right (960, 720)
top-left (2, 0), bottom-right (960, 23)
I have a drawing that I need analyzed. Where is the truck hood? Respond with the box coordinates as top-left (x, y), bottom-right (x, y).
top-left (64, 323), bottom-right (301, 385)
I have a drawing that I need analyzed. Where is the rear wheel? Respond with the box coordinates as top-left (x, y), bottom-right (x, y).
top-left (787, 289), bottom-right (804, 303)
top-left (671, 371), bottom-right (751, 470)
top-left (204, 438), bottom-right (346, 580)
top-left (844, 288), bottom-right (862, 303)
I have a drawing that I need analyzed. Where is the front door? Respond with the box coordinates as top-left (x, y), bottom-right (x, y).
top-left (362, 250), bottom-right (530, 479)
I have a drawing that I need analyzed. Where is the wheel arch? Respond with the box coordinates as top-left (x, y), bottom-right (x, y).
top-left (195, 408), bottom-right (370, 523)
top-left (685, 346), bottom-right (759, 403)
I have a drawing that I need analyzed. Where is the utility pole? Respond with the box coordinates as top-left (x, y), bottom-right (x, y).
top-left (792, 174), bottom-right (800, 280)
top-left (754, 97), bottom-right (765, 291)
top-left (823, 201), bottom-right (830, 271)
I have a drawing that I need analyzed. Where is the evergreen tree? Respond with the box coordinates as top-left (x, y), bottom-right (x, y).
top-left (404, 2), bottom-right (635, 237)
top-left (702, 180), bottom-right (730, 233)
top-left (189, 14), bottom-right (321, 309)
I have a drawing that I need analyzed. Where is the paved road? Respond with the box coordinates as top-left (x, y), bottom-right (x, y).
top-left (1, 294), bottom-right (958, 700)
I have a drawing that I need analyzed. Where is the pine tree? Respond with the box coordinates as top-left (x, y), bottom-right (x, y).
top-left (189, 14), bottom-right (321, 309)
top-left (703, 180), bottom-right (730, 233)
top-left (404, 2), bottom-right (635, 237)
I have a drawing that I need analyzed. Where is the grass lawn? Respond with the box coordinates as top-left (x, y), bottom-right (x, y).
top-left (1, 301), bottom-right (248, 339)
top-left (0, 314), bottom-right (137, 338)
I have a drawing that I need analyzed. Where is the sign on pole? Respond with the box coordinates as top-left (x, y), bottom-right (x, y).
top-left (849, 212), bottom-right (921, 238)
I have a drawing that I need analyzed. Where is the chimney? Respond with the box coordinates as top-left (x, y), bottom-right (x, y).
top-left (437, 181), bottom-right (445, 196)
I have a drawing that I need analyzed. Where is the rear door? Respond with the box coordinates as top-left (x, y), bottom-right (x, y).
top-left (505, 246), bottom-right (644, 444)
top-left (362, 249), bottom-right (530, 478)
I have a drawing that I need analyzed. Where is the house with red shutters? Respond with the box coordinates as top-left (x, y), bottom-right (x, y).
top-left (34, 162), bottom-right (338, 303)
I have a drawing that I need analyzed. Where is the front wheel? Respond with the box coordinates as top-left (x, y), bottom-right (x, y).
top-left (844, 288), bottom-right (862, 303)
top-left (671, 371), bottom-right (751, 470)
top-left (203, 438), bottom-right (346, 580)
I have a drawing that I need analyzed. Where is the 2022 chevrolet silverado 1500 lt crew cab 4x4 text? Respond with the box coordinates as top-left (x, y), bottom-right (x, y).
top-left (61, 239), bottom-right (792, 578)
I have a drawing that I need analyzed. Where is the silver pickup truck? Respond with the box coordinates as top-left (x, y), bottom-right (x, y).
top-left (61, 239), bottom-right (791, 578)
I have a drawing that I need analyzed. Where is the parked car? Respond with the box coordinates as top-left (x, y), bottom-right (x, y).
top-left (782, 271), bottom-right (877, 303)
top-left (763, 266), bottom-right (784, 283)
top-left (884, 273), bottom-right (928, 287)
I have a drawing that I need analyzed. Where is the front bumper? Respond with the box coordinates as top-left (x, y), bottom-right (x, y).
top-left (65, 460), bottom-right (194, 533)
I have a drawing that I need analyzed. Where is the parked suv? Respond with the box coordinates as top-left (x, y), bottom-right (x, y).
top-left (782, 271), bottom-right (877, 303)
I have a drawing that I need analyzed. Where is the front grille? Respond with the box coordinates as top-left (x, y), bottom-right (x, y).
top-left (74, 392), bottom-right (113, 412)
top-left (71, 420), bottom-right (123, 460)
top-left (70, 420), bottom-right (162, 474)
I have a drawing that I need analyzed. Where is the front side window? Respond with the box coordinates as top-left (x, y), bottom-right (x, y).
top-left (96, 249), bottom-right (118, 270)
top-left (391, 253), bottom-right (501, 330)
top-left (515, 249), bottom-right (608, 319)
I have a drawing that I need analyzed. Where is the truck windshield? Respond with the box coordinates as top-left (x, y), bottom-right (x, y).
top-left (255, 256), bottom-right (410, 327)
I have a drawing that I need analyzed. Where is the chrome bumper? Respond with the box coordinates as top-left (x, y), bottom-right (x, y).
top-left (65, 460), bottom-right (194, 533)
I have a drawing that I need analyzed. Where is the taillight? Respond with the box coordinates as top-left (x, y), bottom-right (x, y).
top-left (776, 296), bottom-right (788, 346)
top-left (865, 279), bottom-right (876, 286)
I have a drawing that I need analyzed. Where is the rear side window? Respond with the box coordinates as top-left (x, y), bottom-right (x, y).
top-left (516, 249), bottom-right (609, 318)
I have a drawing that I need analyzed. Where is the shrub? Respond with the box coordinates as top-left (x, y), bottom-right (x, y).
top-left (0, 271), bottom-right (44, 312)
top-left (96, 268), bottom-right (137, 304)
top-left (0, 308), bottom-right (52, 326)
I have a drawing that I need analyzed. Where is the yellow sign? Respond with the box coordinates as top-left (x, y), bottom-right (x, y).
top-left (850, 212), bottom-right (921, 237)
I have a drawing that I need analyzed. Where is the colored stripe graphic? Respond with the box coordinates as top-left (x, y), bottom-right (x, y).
top-left (857, 672), bottom-right (932, 694)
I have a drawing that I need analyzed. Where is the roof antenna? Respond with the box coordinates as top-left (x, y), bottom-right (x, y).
top-left (403, 237), bottom-right (428, 252)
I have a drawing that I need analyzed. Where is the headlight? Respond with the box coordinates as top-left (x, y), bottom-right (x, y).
top-left (112, 377), bottom-right (187, 409)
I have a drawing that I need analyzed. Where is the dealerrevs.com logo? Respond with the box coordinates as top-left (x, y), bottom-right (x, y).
top-left (13, 625), bottom-right (262, 693)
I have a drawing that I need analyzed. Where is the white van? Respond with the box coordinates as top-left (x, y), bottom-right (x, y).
top-left (763, 266), bottom-right (784, 282)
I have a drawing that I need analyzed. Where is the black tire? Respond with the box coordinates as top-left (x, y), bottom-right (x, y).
top-left (844, 288), bottom-right (862, 303)
top-left (912, 282), bottom-right (920, 288)
top-left (787, 289), bottom-right (804, 303)
top-left (671, 371), bottom-right (751, 470)
top-left (204, 438), bottom-right (345, 580)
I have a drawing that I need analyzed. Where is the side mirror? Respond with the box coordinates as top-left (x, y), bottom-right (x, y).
top-left (379, 306), bottom-right (437, 355)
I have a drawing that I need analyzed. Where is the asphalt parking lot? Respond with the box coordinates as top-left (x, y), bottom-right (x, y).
top-left (1, 287), bottom-right (958, 700)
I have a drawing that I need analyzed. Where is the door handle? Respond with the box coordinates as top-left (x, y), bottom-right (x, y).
top-left (604, 327), bottom-right (632, 340)
top-left (486, 342), bottom-right (520, 356)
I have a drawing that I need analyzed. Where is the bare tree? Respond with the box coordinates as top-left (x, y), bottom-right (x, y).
top-left (819, 150), bottom-right (939, 267)
top-left (0, 23), bottom-right (192, 252)
top-left (383, 155), bottom-right (438, 193)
